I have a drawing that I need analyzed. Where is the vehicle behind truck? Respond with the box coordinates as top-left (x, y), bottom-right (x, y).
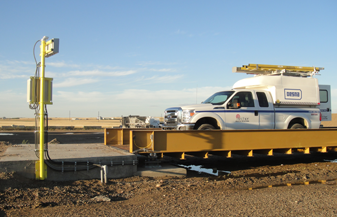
top-left (163, 64), bottom-right (331, 130)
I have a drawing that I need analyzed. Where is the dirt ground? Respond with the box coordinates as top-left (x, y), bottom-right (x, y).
top-left (1, 137), bottom-right (337, 216)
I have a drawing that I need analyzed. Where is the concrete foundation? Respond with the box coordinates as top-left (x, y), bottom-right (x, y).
top-left (0, 143), bottom-right (137, 181)
top-left (136, 164), bottom-right (186, 177)
top-left (0, 143), bottom-right (186, 181)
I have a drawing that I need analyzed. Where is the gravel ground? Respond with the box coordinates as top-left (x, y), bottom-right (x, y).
top-left (1, 137), bottom-right (337, 217)
top-left (1, 157), bottom-right (337, 216)
top-left (2, 181), bottom-right (337, 217)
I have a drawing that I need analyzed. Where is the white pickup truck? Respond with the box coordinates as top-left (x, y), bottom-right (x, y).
top-left (163, 64), bottom-right (331, 130)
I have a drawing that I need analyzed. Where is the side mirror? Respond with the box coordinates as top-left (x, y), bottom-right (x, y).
top-left (228, 99), bottom-right (241, 109)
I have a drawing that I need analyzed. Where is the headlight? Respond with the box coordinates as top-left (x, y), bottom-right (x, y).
top-left (182, 110), bottom-right (195, 123)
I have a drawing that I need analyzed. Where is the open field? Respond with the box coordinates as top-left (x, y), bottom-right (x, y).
top-left (0, 117), bottom-right (122, 129)
top-left (0, 114), bottom-right (336, 129)
top-left (321, 113), bottom-right (337, 127)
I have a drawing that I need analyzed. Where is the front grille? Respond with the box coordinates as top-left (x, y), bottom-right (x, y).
top-left (164, 107), bottom-right (182, 127)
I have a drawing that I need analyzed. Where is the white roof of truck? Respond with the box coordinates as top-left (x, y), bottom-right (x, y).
top-left (232, 64), bottom-right (322, 105)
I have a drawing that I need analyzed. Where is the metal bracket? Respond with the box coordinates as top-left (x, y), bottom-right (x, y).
top-left (100, 165), bottom-right (108, 184)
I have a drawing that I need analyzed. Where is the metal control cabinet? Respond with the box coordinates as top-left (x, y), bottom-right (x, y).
top-left (27, 76), bottom-right (53, 105)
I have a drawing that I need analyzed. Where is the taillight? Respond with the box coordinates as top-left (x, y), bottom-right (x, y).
top-left (320, 112), bottom-right (322, 121)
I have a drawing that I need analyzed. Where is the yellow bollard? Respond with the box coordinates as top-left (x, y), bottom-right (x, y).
top-left (39, 36), bottom-right (47, 180)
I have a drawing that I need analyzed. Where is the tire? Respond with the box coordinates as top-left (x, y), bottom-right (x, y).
top-left (290, 123), bottom-right (305, 129)
top-left (197, 124), bottom-right (215, 130)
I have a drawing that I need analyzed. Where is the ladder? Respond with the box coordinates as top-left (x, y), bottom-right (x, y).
top-left (233, 64), bottom-right (324, 77)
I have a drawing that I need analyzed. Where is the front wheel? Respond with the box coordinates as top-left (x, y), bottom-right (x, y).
top-left (197, 124), bottom-right (215, 130)
top-left (290, 123), bottom-right (306, 129)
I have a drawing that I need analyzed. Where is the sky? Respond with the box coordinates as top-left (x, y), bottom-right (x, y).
top-left (0, 0), bottom-right (336, 118)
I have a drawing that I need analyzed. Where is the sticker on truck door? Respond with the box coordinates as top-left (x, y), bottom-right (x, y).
top-left (235, 114), bottom-right (249, 122)
top-left (284, 89), bottom-right (302, 100)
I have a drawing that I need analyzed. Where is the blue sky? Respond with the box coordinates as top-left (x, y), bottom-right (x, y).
top-left (1, 0), bottom-right (336, 118)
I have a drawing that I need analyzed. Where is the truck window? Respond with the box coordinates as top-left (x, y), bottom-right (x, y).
top-left (231, 92), bottom-right (254, 107)
top-left (203, 91), bottom-right (234, 105)
top-left (256, 92), bottom-right (269, 107)
top-left (319, 89), bottom-right (328, 103)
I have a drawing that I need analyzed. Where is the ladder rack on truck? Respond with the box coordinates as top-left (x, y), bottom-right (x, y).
top-left (233, 64), bottom-right (324, 77)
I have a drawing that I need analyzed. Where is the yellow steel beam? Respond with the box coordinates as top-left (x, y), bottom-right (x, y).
top-left (254, 149), bottom-right (273, 156)
top-left (105, 128), bottom-right (158, 145)
top-left (210, 151), bottom-right (232, 158)
top-left (131, 130), bottom-right (154, 151)
top-left (103, 128), bottom-right (337, 158)
top-left (232, 150), bottom-right (254, 157)
top-left (321, 146), bottom-right (327, 153)
top-left (128, 129), bottom-right (337, 156)
top-left (296, 147), bottom-right (310, 154)
top-left (274, 148), bottom-right (292, 155)
top-left (104, 128), bottom-right (123, 145)
top-left (123, 129), bottom-right (130, 145)
top-left (311, 147), bottom-right (326, 153)
top-left (187, 152), bottom-right (209, 159)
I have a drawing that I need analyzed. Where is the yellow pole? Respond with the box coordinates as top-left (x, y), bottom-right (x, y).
top-left (39, 36), bottom-right (47, 180)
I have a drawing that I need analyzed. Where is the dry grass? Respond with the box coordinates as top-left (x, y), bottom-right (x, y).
top-left (0, 117), bottom-right (121, 128)
top-left (320, 113), bottom-right (337, 127)
top-left (0, 114), bottom-right (336, 128)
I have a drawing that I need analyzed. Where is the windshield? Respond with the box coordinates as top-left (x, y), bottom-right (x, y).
top-left (202, 91), bottom-right (234, 105)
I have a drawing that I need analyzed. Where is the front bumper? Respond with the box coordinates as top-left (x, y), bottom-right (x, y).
top-left (177, 123), bottom-right (195, 130)
top-left (161, 123), bottom-right (195, 130)
top-left (161, 124), bottom-right (177, 130)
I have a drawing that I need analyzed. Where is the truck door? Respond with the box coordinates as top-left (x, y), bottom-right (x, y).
top-left (318, 85), bottom-right (332, 121)
top-left (225, 91), bottom-right (259, 129)
top-left (256, 91), bottom-right (274, 129)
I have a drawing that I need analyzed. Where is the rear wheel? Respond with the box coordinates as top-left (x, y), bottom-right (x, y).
top-left (197, 124), bottom-right (215, 130)
top-left (290, 123), bottom-right (305, 129)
